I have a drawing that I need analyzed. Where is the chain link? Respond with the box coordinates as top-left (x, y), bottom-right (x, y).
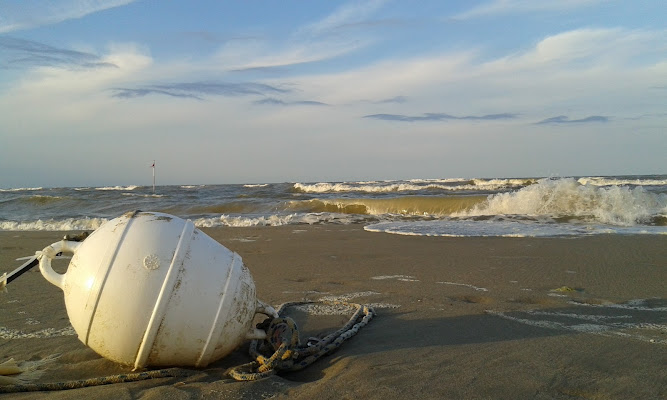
top-left (227, 300), bottom-right (375, 381)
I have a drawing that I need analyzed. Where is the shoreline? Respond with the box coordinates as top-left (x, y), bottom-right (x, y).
top-left (1, 226), bottom-right (665, 399)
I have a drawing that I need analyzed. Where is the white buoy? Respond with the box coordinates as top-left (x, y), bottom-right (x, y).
top-left (37, 211), bottom-right (276, 369)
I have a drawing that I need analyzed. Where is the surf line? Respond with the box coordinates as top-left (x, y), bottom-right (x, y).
top-left (436, 281), bottom-right (488, 292)
top-left (371, 275), bottom-right (420, 282)
top-left (486, 310), bottom-right (666, 345)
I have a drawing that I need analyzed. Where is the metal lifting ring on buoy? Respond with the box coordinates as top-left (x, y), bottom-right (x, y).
top-left (38, 240), bottom-right (83, 289)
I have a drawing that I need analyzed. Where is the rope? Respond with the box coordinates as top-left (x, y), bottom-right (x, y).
top-left (0, 368), bottom-right (191, 393)
top-left (227, 300), bottom-right (375, 381)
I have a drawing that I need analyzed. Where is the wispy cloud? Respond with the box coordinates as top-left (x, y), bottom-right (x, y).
top-left (0, 0), bottom-right (137, 33)
top-left (298, 0), bottom-right (388, 36)
top-left (253, 98), bottom-right (328, 106)
top-left (453, 0), bottom-right (606, 19)
top-left (219, 1), bottom-right (387, 71)
top-left (364, 112), bottom-right (517, 122)
top-left (536, 115), bottom-right (609, 124)
top-left (523, 28), bottom-right (663, 66)
top-left (295, 27), bottom-right (666, 111)
top-left (112, 82), bottom-right (290, 100)
top-left (222, 41), bottom-right (369, 72)
top-left (375, 96), bottom-right (408, 104)
top-left (0, 36), bottom-right (117, 69)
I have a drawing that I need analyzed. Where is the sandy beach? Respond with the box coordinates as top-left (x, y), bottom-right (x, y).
top-left (1, 225), bottom-right (665, 399)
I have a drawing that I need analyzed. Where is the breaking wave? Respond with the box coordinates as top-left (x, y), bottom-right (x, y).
top-left (96, 185), bottom-right (139, 191)
top-left (0, 187), bottom-right (43, 192)
top-left (454, 178), bottom-right (667, 226)
top-left (577, 177), bottom-right (667, 187)
top-left (193, 213), bottom-right (364, 227)
top-left (287, 196), bottom-right (485, 216)
top-left (1, 176), bottom-right (664, 235)
top-left (293, 178), bottom-right (536, 193)
top-left (0, 218), bottom-right (107, 231)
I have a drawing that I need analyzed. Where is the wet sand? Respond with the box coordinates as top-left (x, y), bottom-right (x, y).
top-left (0, 226), bottom-right (665, 399)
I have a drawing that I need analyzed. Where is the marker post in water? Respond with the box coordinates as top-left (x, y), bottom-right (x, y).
top-left (151, 160), bottom-right (155, 193)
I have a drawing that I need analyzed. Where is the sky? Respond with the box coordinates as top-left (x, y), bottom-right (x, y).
top-left (1, 0), bottom-right (665, 188)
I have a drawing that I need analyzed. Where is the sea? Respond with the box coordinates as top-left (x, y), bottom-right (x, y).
top-left (1, 175), bottom-right (666, 237)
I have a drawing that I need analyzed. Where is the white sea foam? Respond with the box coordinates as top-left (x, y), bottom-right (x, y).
top-left (471, 178), bottom-right (538, 189)
top-left (122, 193), bottom-right (165, 198)
top-left (292, 291), bottom-right (398, 315)
top-left (293, 302), bottom-right (399, 315)
top-left (227, 237), bottom-right (257, 242)
top-left (96, 185), bottom-right (139, 191)
top-left (293, 178), bottom-right (535, 193)
top-left (569, 299), bottom-right (667, 312)
top-left (488, 307), bottom-right (667, 345)
top-left (0, 187), bottom-right (43, 192)
top-left (243, 184), bottom-right (269, 188)
top-left (288, 291), bottom-right (390, 314)
top-left (408, 178), bottom-right (467, 183)
top-left (371, 275), bottom-right (418, 281)
top-left (364, 219), bottom-right (667, 237)
top-left (437, 281), bottom-right (488, 291)
top-left (28, 195), bottom-right (63, 201)
top-left (577, 177), bottom-right (667, 187)
top-left (294, 182), bottom-right (446, 193)
top-left (194, 214), bottom-right (299, 227)
top-left (319, 291), bottom-right (381, 302)
top-left (193, 213), bottom-right (360, 228)
top-left (454, 178), bottom-right (667, 226)
top-left (526, 310), bottom-right (633, 323)
top-left (0, 218), bottom-right (107, 231)
top-left (0, 213), bottom-right (361, 231)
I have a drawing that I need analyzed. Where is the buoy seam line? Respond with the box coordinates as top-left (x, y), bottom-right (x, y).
top-left (134, 219), bottom-right (195, 370)
top-left (84, 211), bottom-right (139, 346)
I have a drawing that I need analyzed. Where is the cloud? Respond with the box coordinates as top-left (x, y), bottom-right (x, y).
top-left (364, 112), bottom-right (517, 122)
top-left (0, 36), bottom-right (117, 69)
top-left (222, 41), bottom-right (369, 72)
top-left (289, 52), bottom-right (475, 107)
top-left (0, 43), bottom-right (152, 106)
top-left (253, 98), bottom-right (328, 106)
top-left (111, 88), bottom-right (201, 100)
top-left (536, 115), bottom-right (609, 124)
top-left (217, 32), bottom-right (373, 72)
top-left (112, 82), bottom-right (290, 100)
top-left (375, 96), bottom-right (408, 104)
top-left (453, 0), bottom-right (606, 19)
top-left (478, 28), bottom-right (665, 76)
top-left (0, 0), bottom-right (137, 33)
top-left (291, 27), bottom-right (666, 112)
top-left (298, 0), bottom-right (388, 36)
top-left (218, 1), bottom-right (388, 72)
